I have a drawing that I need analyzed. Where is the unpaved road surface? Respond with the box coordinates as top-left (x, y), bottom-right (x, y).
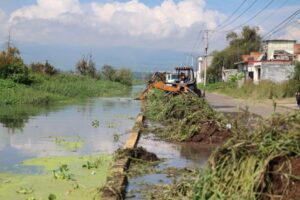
top-left (206, 92), bottom-right (297, 117)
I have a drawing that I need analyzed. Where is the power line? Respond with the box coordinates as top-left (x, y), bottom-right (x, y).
top-left (265, 18), bottom-right (299, 39)
top-left (216, 0), bottom-right (249, 29)
top-left (225, 0), bottom-right (275, 32)
top-left (257, 0), bottom-right (291, 26)
top-left (262, 8), bottom-right (300, 39)
top-left (218, 0), bottom-right (259, 31)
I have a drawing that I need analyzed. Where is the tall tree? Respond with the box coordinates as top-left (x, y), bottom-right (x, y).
top-left (208, 26), bottom-right (262, 82)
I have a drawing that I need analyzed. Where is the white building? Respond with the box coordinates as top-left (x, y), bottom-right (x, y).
top-left (196, 56), bottom-right (213, 84)
top-left (263, 40), bottom-right (296, 60)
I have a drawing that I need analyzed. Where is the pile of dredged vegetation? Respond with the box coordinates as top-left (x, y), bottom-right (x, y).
top-left (144, 90), bottom-right (230, 143)
top-left (194, 111), bottom-right (300, 200)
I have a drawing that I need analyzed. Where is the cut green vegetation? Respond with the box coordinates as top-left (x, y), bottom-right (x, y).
top-left (144, 90), bottom-right (229, 142)
top-left (194, 111), bottom-right (300, 200)
top-left (0, 155), bottom-right (112, 200)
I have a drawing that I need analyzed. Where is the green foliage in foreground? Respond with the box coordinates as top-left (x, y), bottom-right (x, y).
top-left (144, 90), bottom-right (226, 141)
top-left (0, 155), bottom-right (112, 200)
top-left (200, 79), bottom-right (299, 99)
top-left (194, 111), bottom-right (300, 200)
top-left (0, 74), bottom-right (130, 106)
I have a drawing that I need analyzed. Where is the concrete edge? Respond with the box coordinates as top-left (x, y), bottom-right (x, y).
top-left (100, 113), bottom-right (144, 200)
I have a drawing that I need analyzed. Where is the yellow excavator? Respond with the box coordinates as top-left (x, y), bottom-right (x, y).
top-left (137, 66), bottom-right (202, 100)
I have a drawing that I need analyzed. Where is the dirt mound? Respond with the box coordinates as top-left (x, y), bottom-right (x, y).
top-left (185, 122), bottom-right (230, 144)
top-left (263, 156), bottom-right (300, 200)
top-left (131, 147), bottom-right (160, 162)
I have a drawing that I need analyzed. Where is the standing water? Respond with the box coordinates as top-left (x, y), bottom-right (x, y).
top-left (0, 86), bottom-right (142, 173)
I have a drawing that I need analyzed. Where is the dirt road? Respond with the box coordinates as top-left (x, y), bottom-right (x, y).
top-left (206, 92), bottom-right (298, 118)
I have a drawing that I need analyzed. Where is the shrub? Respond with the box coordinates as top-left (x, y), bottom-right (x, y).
top-left (30, 61), bottom-right (58, 76)
top-left (0, 46), bottom-right (33, 84)
top-left (75, 55), bottom-right (96, 78)
top-left (101, 65), bottom-right (116, 81)
top-left (113, 68), bottom-right (133, 86)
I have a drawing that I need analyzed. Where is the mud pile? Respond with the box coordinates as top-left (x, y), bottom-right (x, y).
top-left (194, 111), bottom-right (300, 200)
top-left (144, 90), bottom-right (231, 144)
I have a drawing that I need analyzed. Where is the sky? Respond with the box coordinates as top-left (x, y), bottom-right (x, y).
top-left (0, 0), bottom-right (299, 71)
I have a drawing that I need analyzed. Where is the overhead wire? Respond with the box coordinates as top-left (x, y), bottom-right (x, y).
top-left (257, 0), bottom-right (291, 25)
top-left (218, 0), bottom-right (259, 31)
top-left (262, 8), bottom-right (300, 39)
top-left (225, 0), bottom-right (275, 32)
top-left (215, 0), bottom-right (249, 29)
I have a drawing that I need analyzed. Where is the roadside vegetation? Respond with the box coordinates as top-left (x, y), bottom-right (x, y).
top-left (0, 46), bottom-right (133, 106)
top-left (199, 79), bottom-right (299, 99)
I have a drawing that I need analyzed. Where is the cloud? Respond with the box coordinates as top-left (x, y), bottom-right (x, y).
top-left (283, 22), bottom-right (300, 41)
top-left (6, 0), bottom-right (224, 50)
top-left (0, 9), bottom-right (8, 41)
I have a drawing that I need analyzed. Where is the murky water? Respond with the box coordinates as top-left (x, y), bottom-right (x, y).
top-left (0, 86), bottom-right (143, 173)
top-left (126, 131), bottom-right (215, 200)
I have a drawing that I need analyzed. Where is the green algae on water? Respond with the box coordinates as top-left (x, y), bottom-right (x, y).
top-left (0, 155), bottom-right (112, 200)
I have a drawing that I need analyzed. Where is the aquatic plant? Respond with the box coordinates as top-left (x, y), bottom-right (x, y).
top-left (48, 193), bottom-right (56, 200)
top-left (53, 136), bottom-right (85, 152)
top-left (16, 187), bottom-right (33, 194)
top-left (52, 164), bottom-right (72, 180)
top-left (82, 158), bottom-right (102, 169)
top-left (92, 119), bottom-right (99, 128)
top-left (194, 111), bottom-right (300, 200)
top-left (113, 133), bottom-right (120, 142)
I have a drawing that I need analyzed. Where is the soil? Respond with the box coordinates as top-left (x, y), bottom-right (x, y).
top-left (186, 122), bottom-right (231, 145)
top-left (262, 156), bottom-right (300, 200)
top-left (131, 147), bottom-right (160, 162)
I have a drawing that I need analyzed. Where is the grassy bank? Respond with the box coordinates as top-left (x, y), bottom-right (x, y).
top-left (0, 74), bottom-right (130, 106)
top-left (144, 90), bottom-right (229, 142)
top-left (200, 80), bottom-right (299, 99)
top-left (0, 155), bottom-right (112, 200)
top-left (194, 111), bottom-right (300, 199)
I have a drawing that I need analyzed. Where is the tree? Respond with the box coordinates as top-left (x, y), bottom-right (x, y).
top-left (209, 26), bottom-right (262, 82)
top-left (75, 55), bottom-right (96, 78)
top-left (101, 65), bottom-right (116, 81)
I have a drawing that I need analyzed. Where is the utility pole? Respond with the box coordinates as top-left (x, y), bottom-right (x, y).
top-left (203, 30), bottom-right (210, 97)
top-left (6, 27), bottom-right (13, 51)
